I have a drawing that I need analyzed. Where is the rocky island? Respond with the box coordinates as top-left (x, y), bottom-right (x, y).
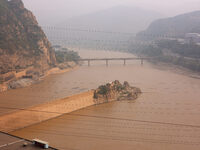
top-left (94, 80), bottom-right (141, 104)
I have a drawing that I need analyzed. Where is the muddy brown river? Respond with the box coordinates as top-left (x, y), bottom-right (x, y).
top-left (1, 50), bottom-right (200, 150)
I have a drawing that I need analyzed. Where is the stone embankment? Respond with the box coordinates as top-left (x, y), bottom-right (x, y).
top-left (0, 62), bottom-right (78, 92)
top-left (0, 81), bottom-right (141, 132)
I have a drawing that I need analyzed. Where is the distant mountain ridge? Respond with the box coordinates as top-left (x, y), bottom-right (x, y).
top-left (137, 10), bottom-right (200, 38)
top-left (59, 5), bottom-right (163, 33)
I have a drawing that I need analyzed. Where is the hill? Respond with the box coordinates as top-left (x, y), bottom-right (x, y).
top-left (137, 10), bottom-right (200, 38)
top-left (0, 0), bottom-right (56, 78)
top-left (59, 5), bottom-right (163, 33)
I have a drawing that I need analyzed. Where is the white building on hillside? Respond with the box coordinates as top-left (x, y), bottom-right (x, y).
top-left (185, 33), bottom-right (200, 44)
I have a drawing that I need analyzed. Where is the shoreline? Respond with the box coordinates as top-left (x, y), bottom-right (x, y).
top-left (146, 60), bottom-right (200, 79)
top-left (0, 64), bottom-right (79, 93)
top-left (101, 49), bottom-right (200, 78)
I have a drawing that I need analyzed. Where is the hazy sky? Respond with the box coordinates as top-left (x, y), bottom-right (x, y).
top-left (23, 0), bottom-right (200, 16)
top-left (22, 0), bottom-right (200, 25)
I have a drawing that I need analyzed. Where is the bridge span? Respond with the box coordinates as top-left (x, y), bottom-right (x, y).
top-left (78, 57), bottom-right (151, 66)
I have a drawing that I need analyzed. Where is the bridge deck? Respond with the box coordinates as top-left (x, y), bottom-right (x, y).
top-left (77, 57), bottom-right (151, 66)
top-left (79, 57), bottom-right (150, 61)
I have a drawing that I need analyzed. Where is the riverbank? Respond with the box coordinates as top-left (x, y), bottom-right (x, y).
top-left (0, 62), bottom-right (79, 93)
top-left (107, 49), bottom-right (200, 78)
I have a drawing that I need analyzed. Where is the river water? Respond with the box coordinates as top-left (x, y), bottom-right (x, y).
top-left (3, 50), bottom-right (200, 150)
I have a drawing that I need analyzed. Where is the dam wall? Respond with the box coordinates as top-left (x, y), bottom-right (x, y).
top-left (0, 90), bottom-right (95, 132)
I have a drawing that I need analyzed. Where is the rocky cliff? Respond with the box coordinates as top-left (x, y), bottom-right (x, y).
top-left (94, 80), bottom-right (141, 104)
top-left (0, 0), bottom-right (57, 83)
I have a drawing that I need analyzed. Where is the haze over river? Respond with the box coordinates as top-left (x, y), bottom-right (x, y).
top-left (2, 50), bottom-right (200, 150)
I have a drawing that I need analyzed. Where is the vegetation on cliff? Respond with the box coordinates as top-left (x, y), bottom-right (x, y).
top-left (54, 47), bottom-right (80, 63)
top-left (55, 50), bottom-right (80, 63)
top-left (94, 80), bottom-right (141, 104)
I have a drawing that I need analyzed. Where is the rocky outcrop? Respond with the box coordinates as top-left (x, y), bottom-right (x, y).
top-left (93, 80), bottom-right (141, 104)
top-left (0, 0), bottom-right (57, 83)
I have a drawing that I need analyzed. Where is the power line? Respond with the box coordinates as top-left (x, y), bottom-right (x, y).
top-left (0, 139), bottom-right (24, 148)
top-left (44, 117), bottom-right (200, 131)
top-left (32, 121), bottom-right (200, 139)
top-left (1, 107), bottom-right (200, 147)
top-left (56, 146), bottom-right (80, 150)
top-left (67, 113), bottom-right (200, 128)
top-left (25, 129), bottom-right (200, 146)
top-left (40, 25), bottom-right (180, 38)
top-left (0, 106), bottom-right (200, 128)
top-left (0, 106), bottom-right (62, 114)
top-left (1, 91), bottom-right (200, 106)
top-left (74, 108), bottom-right (200, 116)
top-left (1, 104), bottom-right (200, 118)
top-left (41, 26), bottom-right (136, 36)
top-left (0, 131), bottom-right (59, 150)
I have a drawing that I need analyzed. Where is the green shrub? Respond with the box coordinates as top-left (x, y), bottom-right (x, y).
top-left (55, 50), bottom-right (80, 63)
top-left (97, 85), bottom-right (109, 95)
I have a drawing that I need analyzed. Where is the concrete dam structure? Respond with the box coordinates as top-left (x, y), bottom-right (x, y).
top-left (0, 90), bottom-right (95, 132)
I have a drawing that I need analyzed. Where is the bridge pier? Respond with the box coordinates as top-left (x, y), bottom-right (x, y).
top-left (106, 59), bottom-right (108, 67)
top-left (141, 58), bottom-right (143, 65)
top-left (123, 59), bottom-right (126, 66)
top-left (88, 60), bottom-right (90, 67)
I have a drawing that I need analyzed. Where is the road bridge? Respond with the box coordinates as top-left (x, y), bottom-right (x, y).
top-left (78, 57), bottom-right (151, 66)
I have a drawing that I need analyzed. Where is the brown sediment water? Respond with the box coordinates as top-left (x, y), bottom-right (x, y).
top-left (0, 50), bottom-right (137, 115)
top-left (1, 50), bottom-right (200, 150)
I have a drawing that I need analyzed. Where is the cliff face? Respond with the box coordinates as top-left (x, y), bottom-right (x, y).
top-left (0, 0), bottom-right (56, 79)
